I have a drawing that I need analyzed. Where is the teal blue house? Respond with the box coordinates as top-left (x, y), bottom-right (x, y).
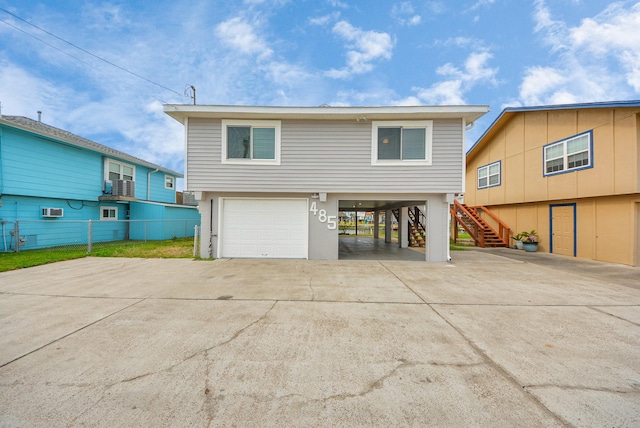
top-left (0, 115), bottom-right (199, 251)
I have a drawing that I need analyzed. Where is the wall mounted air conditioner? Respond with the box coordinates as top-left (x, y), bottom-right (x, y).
top-left (42, 207), bottom-right (64, 217)
top-left (112, 179), bottom-right (135, 197)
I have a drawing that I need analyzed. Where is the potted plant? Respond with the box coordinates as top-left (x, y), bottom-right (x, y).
top-left (520, 230), bottom-right (539, 252)
top-left (511, 232), bottom-right (525, 250)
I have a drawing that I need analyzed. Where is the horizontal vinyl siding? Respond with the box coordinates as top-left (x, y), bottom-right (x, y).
top-left (186, 118), bottom-right (463, 193)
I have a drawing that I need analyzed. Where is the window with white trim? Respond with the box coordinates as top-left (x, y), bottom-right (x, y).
top-left (164, 175), bottom-right (175, 189)
top-left (221, 120), bottom-right (281, 164)
top-left (106, 159), bottom-right (135, 181)
top-left (477, 161), bottom-right (501, 189)
top-left (101, 206), bottom-right (118, 220)
top-left (371, 121), bottom-right (432, 165)
top-left (544, 131), bottom-right (593, 176)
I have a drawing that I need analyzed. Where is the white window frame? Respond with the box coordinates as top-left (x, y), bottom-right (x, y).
top-left (100, 206), bottom-right (118, 221)
top-left (477, 160), bottom-right (501, 189)
top-left (371, 120), bottom-right (432, 166)
top-left (543, 130), bottom-right (593, 176)
top-left (105, 159), bottom-right (136, 182)
top-left (221, 119), bottom-right (281, 165)
top-left (164, 175), bottom-right (175, 190)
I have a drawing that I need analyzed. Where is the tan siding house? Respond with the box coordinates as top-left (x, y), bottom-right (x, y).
top-left (465, 101), bottom-right (640, 266)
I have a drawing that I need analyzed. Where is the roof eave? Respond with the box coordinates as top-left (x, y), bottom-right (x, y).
top-left (163, 104), bottom-right (490, 123)
top-left (466, 99), bottom-right (640, 162)
top-left (0, 116), bottom-right (183, 178)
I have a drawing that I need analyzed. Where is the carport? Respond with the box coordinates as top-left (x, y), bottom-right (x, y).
top-left (337, 198), bottom-right (434, 261)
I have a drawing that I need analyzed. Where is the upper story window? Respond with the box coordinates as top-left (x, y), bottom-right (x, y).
top-left (221, 119), bottom-right (281, 165)
top-left (543, 131), bottom-right (593, 176)
top-left (477, 160), bottom-right (501, 189)
top-left (165, 175), bottom-right (175, 190)
top-left (371, 121), bottom-right (432, 165)
top-left (106, 159), bottom-right (135, 181)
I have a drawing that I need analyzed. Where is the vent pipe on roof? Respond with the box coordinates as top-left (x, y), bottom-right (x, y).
top-left (37, 111), bottom-right (42, 122)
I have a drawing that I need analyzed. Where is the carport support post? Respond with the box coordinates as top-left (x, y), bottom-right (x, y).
top-left (384, 210), bottom-right (392, 243)
top-left (373, 211), bottom-right (379, 239)
top-left (399, 206), bottom-right (409, 248)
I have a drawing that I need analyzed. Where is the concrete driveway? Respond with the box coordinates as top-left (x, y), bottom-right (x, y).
top-left (0, 251), bottom-right (639, 427)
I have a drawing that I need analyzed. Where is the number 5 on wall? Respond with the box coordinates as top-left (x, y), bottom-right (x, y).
top-left (310, 201), bottom-right (337, 230)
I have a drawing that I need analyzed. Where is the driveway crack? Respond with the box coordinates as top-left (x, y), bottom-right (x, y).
top-left (525, 383), bottom-right (640, 394)
top-left (114, 300), bottom-right (279, 386)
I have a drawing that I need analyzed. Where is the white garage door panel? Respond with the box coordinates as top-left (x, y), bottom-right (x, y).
top-left (221, 199), bottom-right (308, 259)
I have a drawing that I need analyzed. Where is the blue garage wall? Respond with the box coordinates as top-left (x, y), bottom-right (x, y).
top-left (128, 201), bottom-right (199, 240)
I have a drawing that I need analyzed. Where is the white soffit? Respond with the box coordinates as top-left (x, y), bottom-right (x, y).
top-left (164, 104), bottom-right (490, 123)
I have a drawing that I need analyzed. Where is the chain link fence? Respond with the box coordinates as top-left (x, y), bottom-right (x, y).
top-left (1, 219), bottom-right (200, 253)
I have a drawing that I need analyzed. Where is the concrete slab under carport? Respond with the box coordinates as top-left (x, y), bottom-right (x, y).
top-left (0, 253), bottom-right (638, 427)
top-left (338, 235), bottom-right (425, 261)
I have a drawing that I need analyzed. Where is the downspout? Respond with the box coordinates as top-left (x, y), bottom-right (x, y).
top-left (147, 168), bottom-right (159, 201)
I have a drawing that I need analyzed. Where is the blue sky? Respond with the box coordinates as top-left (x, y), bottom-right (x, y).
top-left (1, 0), bottom-right (639, 184)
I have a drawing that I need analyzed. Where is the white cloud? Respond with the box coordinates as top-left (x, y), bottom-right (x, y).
top-left (408, 50), bottom-right (498, 105)
top-left (214, 17), bottom-right (273, 58)
top-left (263, 61), bottom-right (313, 86)
top-left (425, 1), bottom-right (446, 15)
top-left (309, 12), bottom-right (340, 26)
top-left (519, 0), bottom-right (640, 104)
top-left (0, 59), bottom-right (72, 121)
top-left (435, 36), bottom-right (484, 49)
top-left (418, 81), bottom-right (465, 105)
top-left (326, 0), bottom-right (349, 8)
top-left (467, 0), bottom-right (495, 13)
top-left (518, 66), bottom-right (568, 105)
top-left (326, 21), bottom-right (394, 79)
top-left (391, 2), bottom-right (422, 26)
top-left (81, 3), bottom-right (130, 30)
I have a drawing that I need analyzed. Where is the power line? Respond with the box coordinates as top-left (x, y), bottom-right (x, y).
top-left (0, 7), bottom-right (184, 98)
top-left (0, 17), bottom-right (98, 72)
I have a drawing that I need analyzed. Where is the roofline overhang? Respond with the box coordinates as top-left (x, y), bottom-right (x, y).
top-left (163, 104), bottom-right (490, 123)
top-left (0, 116), bottom-right (183, 178)
top-left (466, 99), bottom-right (640, 163)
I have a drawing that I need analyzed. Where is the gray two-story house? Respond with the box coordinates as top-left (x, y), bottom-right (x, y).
top-left (164, 105), bottom-right (488, 261)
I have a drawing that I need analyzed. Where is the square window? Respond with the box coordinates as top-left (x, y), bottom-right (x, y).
top-left (543, 131), bottom-right (593, 176)
top-left (222, 120), bottom-right (281, 164)
top-left (101, 206), bottom-right (118, 220)
top-left (477, 161), bottom-right (501, 189)
top-left (372, 121), bottom-right (432, 165)
top-left (106, 160), bottom-right (135, 182)
top-left (165, 175), bottom-right (175, 189)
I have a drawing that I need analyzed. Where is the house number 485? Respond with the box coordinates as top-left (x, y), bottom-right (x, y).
top-left (310, 202), bottom-right (337, 230)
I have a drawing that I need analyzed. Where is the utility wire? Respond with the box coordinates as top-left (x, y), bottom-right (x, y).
top-left (0, 7), bottom-right (183, 98)
top-left (0, 18), bottom-right (97, 72)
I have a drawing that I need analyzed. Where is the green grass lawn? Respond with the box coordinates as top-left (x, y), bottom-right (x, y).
top-left (0, 238), bottom-right (195, 273)
top-left (1, 236), bottom-right (476, 273)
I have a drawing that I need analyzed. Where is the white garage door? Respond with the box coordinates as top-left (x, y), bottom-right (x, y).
top-left (220, 198), bottom-right (308, 259)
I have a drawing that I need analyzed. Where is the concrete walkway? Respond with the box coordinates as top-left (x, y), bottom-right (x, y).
top-left (0, 252), bottom-right (639, 427)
